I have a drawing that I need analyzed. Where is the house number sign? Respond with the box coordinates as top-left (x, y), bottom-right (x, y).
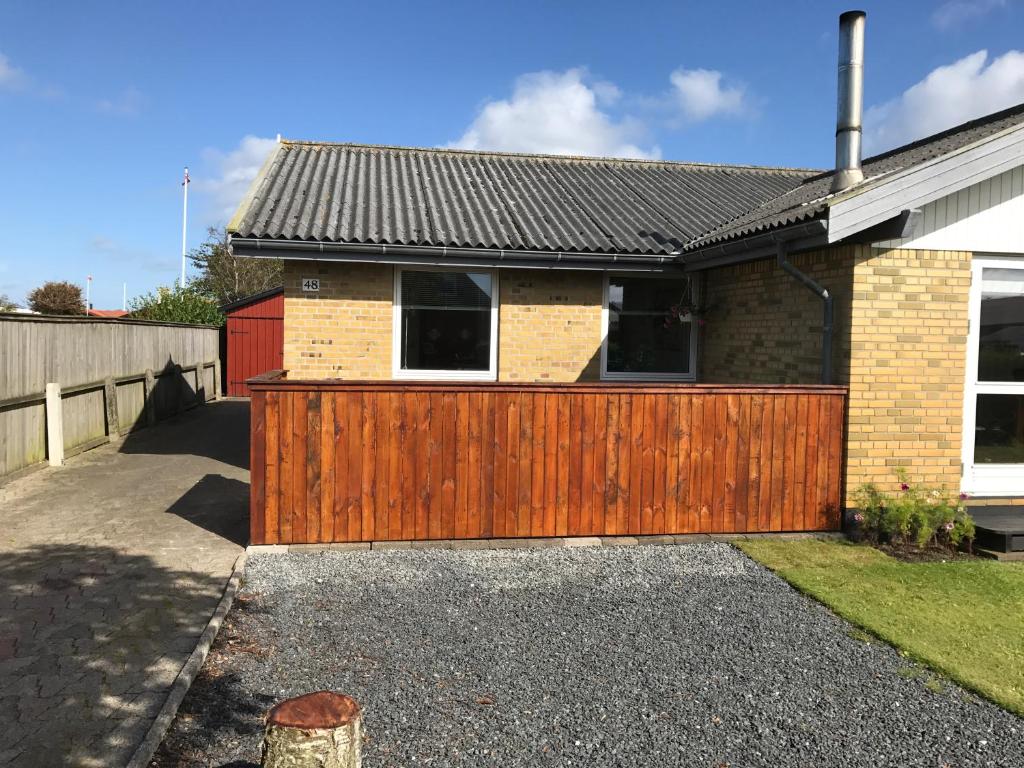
top-left (301, 277), bottom-right (320, 292)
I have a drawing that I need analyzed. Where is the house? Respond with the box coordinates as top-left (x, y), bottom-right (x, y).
top-left (221, 287), bottom-right (284, 397)
top-left (230, 11), bottom-right (1024, 549)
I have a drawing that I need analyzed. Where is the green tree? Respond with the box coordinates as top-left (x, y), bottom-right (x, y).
top-left (0, 294), bottom-right (18, 312)
top-left (188, 226), bottom-right (282, 305)
top-left (27, 281), bottom-right (85, 315)
top-left (130, 283), bottom-right (224, 325)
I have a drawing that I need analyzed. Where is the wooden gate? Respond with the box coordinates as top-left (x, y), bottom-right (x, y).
top-left (249, 374), bottom-right (847, 544)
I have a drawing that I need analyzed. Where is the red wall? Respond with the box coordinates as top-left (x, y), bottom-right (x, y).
top-left (226, 291), bottom-right (284, 397)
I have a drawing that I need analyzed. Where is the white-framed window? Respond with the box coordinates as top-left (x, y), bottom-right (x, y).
top-left (392, 267), bottom-right (499, 381)
top-left (600, 273), bottom-right (697, 381)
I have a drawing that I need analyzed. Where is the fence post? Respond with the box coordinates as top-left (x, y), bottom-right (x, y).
top-left (45, 383), bottom-right (64, 467)
top-left (104, 377), bottom-right (120, 438)
top-left (213, 358), bottom-right (222, 400)
top-left (143, 369), bottom-right (157, 426)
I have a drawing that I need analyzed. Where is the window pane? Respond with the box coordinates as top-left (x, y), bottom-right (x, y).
top-left (400, 271), bottom-right (491, 372)
top-left (978, 267), bottom-right (1024, 381)
top-left (606, 277), bottom-right (691, 375)
top-left (974, 394), bottom-right (1024, 464)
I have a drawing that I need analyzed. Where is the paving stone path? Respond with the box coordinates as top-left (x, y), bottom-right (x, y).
top-left (0, 400), bottom-right (248, 767)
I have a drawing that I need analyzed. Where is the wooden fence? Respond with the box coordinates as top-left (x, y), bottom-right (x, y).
top-left (0, 314), bottom-right (221, 479)
top-left (249, 373), bottom-right (847, 544)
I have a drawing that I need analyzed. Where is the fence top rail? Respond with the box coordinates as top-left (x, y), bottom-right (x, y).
top-left (248, 371), bottom-right (848, 396)
top-left (0, 313), bottom-right (221, 330)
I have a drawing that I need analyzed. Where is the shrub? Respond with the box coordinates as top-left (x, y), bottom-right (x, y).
top-left (852, 469), bottom-right (974, 551)
top-left (129, 283), bottom-right (224, 326)
top-left (27, 281), bottom-right (85, 315)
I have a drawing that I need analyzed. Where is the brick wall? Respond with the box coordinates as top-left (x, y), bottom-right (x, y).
top-left (702, 245), bottom-right (971, 503)
top-left (283, 261), bottom-right (393, 379)
top-left (283, 262), bottom-right (604, 382)
top-left (498, 270), bottom-right (603, 382)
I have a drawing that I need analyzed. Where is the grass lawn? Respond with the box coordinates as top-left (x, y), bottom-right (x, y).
top-left (736, 538), bottom-right (1024, 717)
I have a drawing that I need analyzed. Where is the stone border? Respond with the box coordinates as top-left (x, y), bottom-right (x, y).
top-left (248, 532), bottom-right (844, 554)
top-left (125, 551), bottom-right (248, 768)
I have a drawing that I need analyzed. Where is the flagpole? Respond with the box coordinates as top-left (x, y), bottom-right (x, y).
top-left (180, 167), bottom-right (190, 286)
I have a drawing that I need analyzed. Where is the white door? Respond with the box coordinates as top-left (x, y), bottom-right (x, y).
top-left (963, 256), bottom-right (1024, 495)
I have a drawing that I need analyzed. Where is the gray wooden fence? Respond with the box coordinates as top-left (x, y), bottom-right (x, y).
top-left (0, 314), bottom-right (221, 480)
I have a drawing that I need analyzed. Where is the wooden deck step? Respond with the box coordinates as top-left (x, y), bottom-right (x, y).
top-left (971, 507), bottom-right (1024, 553)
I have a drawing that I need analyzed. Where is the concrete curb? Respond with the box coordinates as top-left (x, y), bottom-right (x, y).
top-left (246, 532), bottom-right (845, 555)
top-left (125, 551), bottom-right (247, 768)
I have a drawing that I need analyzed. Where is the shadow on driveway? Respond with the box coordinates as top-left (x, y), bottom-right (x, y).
top-left (0, 544), bottom-right (227, 767)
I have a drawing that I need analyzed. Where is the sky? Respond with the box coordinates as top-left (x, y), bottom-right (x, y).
top-left (2, 0), bottom-right (1024, 309)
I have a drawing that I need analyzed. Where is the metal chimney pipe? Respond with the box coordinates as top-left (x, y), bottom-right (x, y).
top-left (831, 10), bottom-right (866, 193)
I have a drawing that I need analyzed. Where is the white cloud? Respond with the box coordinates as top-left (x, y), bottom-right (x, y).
top-left (864, 50), bottom-right (1024, 153)
top-left (668, 68), bottom-right (746, 121)
top-left (448, 68), bottom-right (658, 159)
top-left (195, 135), bottom-right (278, 222)
top-left (932, 0), bottom-right (1006, 29)
top-left (0, 52), bottom-right (28, 90)
top-left (96, 87), bottom-right (143, 116)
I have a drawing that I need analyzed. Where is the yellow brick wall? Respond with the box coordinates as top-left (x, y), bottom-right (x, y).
top-left (283, 263), bottom-right (605, 382)
top-left (702, 245), bottom-right (971, 504)
top-left (498, 270), bottom-right (603, 382)
top-left (283, 261), bottom-right (394, 379)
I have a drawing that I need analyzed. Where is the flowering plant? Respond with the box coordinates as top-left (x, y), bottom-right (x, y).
top-left (851, 468), bottom-right (974, 551)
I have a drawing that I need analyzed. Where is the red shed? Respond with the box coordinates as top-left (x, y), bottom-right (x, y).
top-left (222, 287), bottom-right (284, 397)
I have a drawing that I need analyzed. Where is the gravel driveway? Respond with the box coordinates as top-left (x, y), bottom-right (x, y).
top-left (155, 543), bottom-right (1021, 767)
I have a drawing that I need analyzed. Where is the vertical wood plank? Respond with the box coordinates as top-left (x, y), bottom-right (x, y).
top-left (278, 393), bottom-right (293, 543)
top-left (580, 395), bottom-right (596, 536)
top-left (531, 393), bottom-right (546, 537)
top-left (441, 392), bottom-right (457, 539)
top-left (291, 394), bottom-right (308, 543)
top-left (543, 393), bottom-right (558, 537)
top-left (345, 393), bottom-right (361, 542)
top-left (250, 391), bottom-right (267, 545)
top-left (480, 392), bottom-right (495, 539)
top-left (758, 395), bottom-right (775, 532)
top-left (556, 393), bottom-right (571, 536)
top-left (714, 395), bottom-right (730, 533)
top-left (685, 395), bottom-right (701, 534)
top-left (455, 392), bottom-right (470, 539)
top-left (505, 393), bottom-right (521, 539)
top-left (517, 392), bottom-right (534, 537)
top-left (662, 395), bottom-right (677, 535)
top-left (319, 392), bottom-right (335, 543)
top-left (413, 391), bottom-right (430, 540)
top-left (700, 395), bottom-right (716, 532)
top-left (264, 391), bottom-right (280, 544)
top-left (493, 392), bottom-right (508, 538)
top-left (746, 394), bottom-right (763, 533)
top-left (803, 394), bottom-right (820, 533)
top-left (604, 395), bottom-right (621, 536)
top-left (306, 392), bottom-right (322, 543)
top-left (591, 394), bottom-right (608, 536)
top-left (388, 392), bottom-right (404, 541)
top-left (782, 394), bottom-right (799, 531)
top-left (734, 394), bottom-right (750, 533)
top-left (815, 394), bottom-right (832, 531)
top-left (428, 392), bottom-right (444, 540)
top-left (332, 393), bottom-right (348, 542)
top-left (568, 394), bottom-right (584, 536)
top-left (770, 396), bottom-right (786, 531)
top-left (360, 393), bottom-right (376, 542)
top-left (640, 394), bottom-right (657, 535)
top-left (616, 394), bottom-right (632, 536)
top-left (628, 394), bottom-right (644, 535)
top-left (466, 392), bottom-right (482, 539)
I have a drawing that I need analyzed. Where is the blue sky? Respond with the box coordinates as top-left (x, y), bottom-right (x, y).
top-left (2, 0), bottom-right (1024, 309)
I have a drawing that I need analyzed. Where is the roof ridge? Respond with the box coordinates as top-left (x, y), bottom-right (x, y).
top-left (277, 139), bottom-right (822, 175)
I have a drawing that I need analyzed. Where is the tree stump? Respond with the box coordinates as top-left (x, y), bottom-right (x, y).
top-left (261, 691), bottom-right (362, 768)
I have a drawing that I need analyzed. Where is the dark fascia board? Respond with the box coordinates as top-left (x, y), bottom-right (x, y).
top-left (229, 236), bottom-right (684, 273)
top-left (219, 286), bottom-right (284, 313)
top-left (681, 220), bottom-right (830, 271)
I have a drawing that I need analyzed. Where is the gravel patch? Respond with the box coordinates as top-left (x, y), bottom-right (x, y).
top-left (154, 543), bottom-right (1022, 767)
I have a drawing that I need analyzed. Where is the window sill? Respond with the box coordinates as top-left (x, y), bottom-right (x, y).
top-left (600, 372), bottom-right (696, 383)
top-left (393, 369), bottom-right (498, 382)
